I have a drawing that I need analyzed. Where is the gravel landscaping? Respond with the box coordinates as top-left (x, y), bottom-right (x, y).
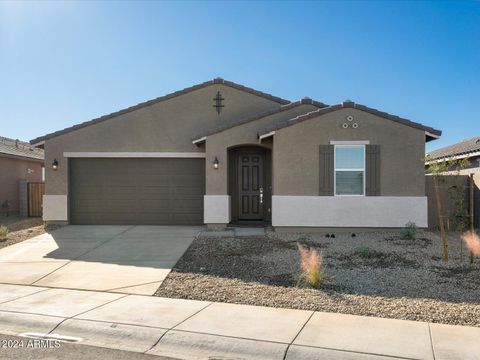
top-left (155, 229), bottom-right (480, 327)
top-left (0, 217), bottom-right (45, 249)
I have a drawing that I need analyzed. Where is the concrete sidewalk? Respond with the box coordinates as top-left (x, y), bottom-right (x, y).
top-left (0, 284), bottom-right (478, 360)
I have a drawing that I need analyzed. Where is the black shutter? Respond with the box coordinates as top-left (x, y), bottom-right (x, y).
top-left (319, 145), bottom-right (334, 196)
top-left (366, 145), bottom-right (381, 196)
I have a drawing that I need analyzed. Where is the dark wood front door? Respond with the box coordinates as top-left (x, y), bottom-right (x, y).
top-left (237, 151), bottom-right (265, 221)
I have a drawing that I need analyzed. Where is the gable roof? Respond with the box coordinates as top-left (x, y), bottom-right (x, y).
top-left (192, 97), bottom-right (328, 142)
top-left (30, 78), bottom-right (290, 145)
top-left (0, 136), bottom-right (44, 161)
top-left (257, 100), bottom-right (442, 142)
top-left (427, 136), bottom-right (480, 160)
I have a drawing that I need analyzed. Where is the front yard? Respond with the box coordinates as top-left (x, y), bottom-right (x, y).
top-left (156, 229), bottom-right (480, 327)
top-left (0, 217), bottom-right (45, 249)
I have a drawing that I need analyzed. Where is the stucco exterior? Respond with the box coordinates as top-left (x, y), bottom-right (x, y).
top-left (43, 83), bottom-right (282, 196)
top-left (32, 78), bottom-right (440, 228)
top-left (272, 107), bottom-right (426, 196)
top-left (0, 155), bottom-right (43, 215)
top-left (205, 103), bottom-right (318, 195)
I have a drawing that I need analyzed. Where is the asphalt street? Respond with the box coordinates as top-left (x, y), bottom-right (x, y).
top-left (0, 334), bottom-right (177, 360)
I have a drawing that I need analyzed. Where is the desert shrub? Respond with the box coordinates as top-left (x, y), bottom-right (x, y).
top-left (0, 225), bottom-right (9, 240)
top-left (354, 245), bottom-right (378, 258)
top-left (297, 242), bottom-right (323, 288)
top-left (297, 234), bottom-right (311, 243)
top-left (296, 234), bottom-right (315, 247)
top-left (400, 222), bottom-right (417, 240)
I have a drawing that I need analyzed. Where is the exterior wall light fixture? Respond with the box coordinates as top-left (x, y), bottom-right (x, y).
top-left (52, 158), bottom-right (59, 171)
top-left (213, 157), bottom-right (219, 170)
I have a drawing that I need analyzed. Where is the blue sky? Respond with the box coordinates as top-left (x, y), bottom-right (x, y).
top-left (0, 1), bottom-right (478, 151)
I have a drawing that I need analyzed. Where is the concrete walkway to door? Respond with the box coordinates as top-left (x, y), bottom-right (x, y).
top-left (0, 225), bottom-right (201, 295)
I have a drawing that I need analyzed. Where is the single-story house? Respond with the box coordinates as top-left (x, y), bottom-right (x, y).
top-left (0, 136), bottom-right (44, 216)
top-left (426, 136), bottom-right (480, 174)
top-left (30, 78), bottom-right (441, 229)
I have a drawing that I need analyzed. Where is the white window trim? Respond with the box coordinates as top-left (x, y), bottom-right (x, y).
top-left (330, 140), bottom-right (370, 145)
top-left (334, 144), bottom-right (366, 196)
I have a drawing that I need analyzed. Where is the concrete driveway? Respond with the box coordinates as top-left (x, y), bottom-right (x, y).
top-left (0, 225), bottom-right (201, 295)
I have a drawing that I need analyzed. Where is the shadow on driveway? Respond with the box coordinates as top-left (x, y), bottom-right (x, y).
top-left (0, 225), bottom-right (202, 295)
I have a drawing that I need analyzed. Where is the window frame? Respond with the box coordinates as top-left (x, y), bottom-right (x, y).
top-left (334, 144), bottom-right (366, 196)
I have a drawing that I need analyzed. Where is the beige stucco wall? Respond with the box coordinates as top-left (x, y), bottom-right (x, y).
top-left (205, 104), bottom-right (318, 195)
top-left (273, 108), bottom-right (426, 196)
top-left (44, 84), bottom-right (282, 196)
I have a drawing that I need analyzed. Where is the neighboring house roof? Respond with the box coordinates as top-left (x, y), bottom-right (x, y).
top-left (0, 136), bottom-right (44, 161)
top-left (427, 136), bottom-right (480, 160)
top-left (192, 97), bottom-right (328, 142)
top-left (30, 78), bottom-right (291, 145)
top-left (257, 100), bottom-right (442, 142)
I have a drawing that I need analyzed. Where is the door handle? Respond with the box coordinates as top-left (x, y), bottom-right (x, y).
top-left (259, 187), bottom-right (263, 204)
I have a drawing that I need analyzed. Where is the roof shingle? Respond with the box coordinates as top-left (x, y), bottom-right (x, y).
top-left (0, 136), bottom-right (44, 161)
top-left (257, 101), bottom-right (441, 141)
top-left (30, 78), bottom-right (290, 145)
top-left (427, 136), bottom-right (480, 160)
top-left (192, 97), bottom-right (328, 141)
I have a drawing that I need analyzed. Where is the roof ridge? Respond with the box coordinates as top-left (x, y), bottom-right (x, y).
top-left (192, 98), bottom-right (329, 141)
top-left (299, 97), bottom-right (329, 108)
top-left (427, 135), bottom-right (480, 159)
top-left (257, 101), bottom-right (441, 141)
top-left (257, 105), bottom-right (341, 136)
top-left (0, 136), bottom-right (32, 146)
top-left (191, 101), bottom-right (300, 141)
top-left (0, 135), bottom-right (44, 160)
top-left (30, 78), bottom-right (291, 144)
top-left (0, 136), bottom-right (43, 152)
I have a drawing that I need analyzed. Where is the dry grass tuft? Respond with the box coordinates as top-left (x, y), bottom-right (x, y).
top-left (462, 231), bottom-right (480, 256)
top-left (0, 225), bottom-right (9, 240)
top-left (297, 242), bottom-right (324, 288)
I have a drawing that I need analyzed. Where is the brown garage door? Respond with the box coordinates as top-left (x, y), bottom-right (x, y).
top-left (69, 158), bottom-right (204, 225)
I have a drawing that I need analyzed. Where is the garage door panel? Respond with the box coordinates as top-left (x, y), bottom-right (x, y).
top-left (173, 198), bottom-right (203, 208)
top-left (138, 187), bottom-right (171, 197)
top-left (70, 158), bottom-right (204, 225)
top-left (74, 197), bottom-right (138, 207)
top-left (104, 189), bottom-right (139, 197)
top-left (173, 187), bottom-right (203, 198)
top-left (139, 176), bottom-right (171, 186)
top-left (173, 176), bottom-right (204, 186)
top-left (140, 200), bottom-right (172, 211)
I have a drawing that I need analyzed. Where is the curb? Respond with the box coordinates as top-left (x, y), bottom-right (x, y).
top-left (147, 330), bottom-right (287, 360)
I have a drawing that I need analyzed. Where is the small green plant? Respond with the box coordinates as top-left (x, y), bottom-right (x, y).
top-left (296, 234), bottom-right (312, 246)
top-left (0, 225), bottom-right (9, 240)
top-left (354, 245), bottom-right (377, 258)
top-left (297, 242), bottom-right (323, 288)
top-left (399, 221), bottom-right (417, 240)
